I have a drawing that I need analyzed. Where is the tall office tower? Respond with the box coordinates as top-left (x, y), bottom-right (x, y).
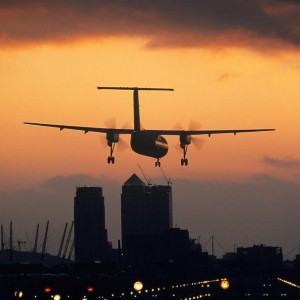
top-left (74, 187), bottom-right (108, 262)
top-left (121, 174), bottom-right (173, 250)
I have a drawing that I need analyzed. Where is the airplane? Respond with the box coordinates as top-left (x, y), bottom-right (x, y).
top-left (24, 86), bottom-right (275, 167)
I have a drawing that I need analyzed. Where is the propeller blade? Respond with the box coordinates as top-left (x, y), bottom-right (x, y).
top-left (189, 120), bottom-right (201, 130)
top-left (103, 117), bottom-right (116, 128)
top-left (118, 137), bottom-right (128, 151)
top-left (173, 122), bottom-right (183, 130)
top-left (122, 121), bottom-right (131, 129)
top-left (99, 135), bottom-right (107, 148)
top-left (191, 136), bottom-right (205, 150)
top-left (174, 120), bottom-right (205, 151)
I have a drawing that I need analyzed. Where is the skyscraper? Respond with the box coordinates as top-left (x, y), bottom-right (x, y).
top-left (121, 174), bottom-right (173, 251)
top-left (74, 186), bottom-right (108, 262)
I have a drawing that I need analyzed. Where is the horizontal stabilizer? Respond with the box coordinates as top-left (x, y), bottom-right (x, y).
top-left (97, 86), bottom-right (174, 91)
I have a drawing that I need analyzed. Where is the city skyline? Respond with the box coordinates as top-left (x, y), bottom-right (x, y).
top-left (1, 173), bottom-right (300, 259)
top-left (1, 1), bottom-right (300, 258)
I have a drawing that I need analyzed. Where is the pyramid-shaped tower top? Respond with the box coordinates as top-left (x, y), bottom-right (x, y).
top-left (124, 173), bottom-right (145, 186)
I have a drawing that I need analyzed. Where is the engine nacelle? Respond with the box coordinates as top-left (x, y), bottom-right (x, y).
top-left (131, 131), bottom-right (168, 158)
top-left (180, 133), bottom-right (191, 145)
top-left (106, 131), bottom-right (119, 145)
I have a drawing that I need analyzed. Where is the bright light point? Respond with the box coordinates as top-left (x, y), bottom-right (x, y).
top-left (14, 291), bottom-right (23, 298)
top-left (221, 280), bottom-right (230, 290)
top-left (53, 295), bottom-right (61, 300)
top-left (134, 281), bottom-right (143, 291)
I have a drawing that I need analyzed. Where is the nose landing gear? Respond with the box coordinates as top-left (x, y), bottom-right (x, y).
top-left (155, 158), bottom-right (161, 167)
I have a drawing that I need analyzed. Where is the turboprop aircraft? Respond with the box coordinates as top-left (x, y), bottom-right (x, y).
top-left (24, 86), bottom-right (275, 167)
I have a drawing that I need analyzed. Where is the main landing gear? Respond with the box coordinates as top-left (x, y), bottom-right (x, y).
top-left (107, 141), bottom-right (116, 164)
top-left (106, 132), bottom-right (119, 165)
top-left (180, 144), bottom-right (189, 166)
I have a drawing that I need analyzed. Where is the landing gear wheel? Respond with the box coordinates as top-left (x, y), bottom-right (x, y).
top-left (155, 160), bottom-right (161, 167)
top-left (181, 158), bottom-right (188, 166)
top-left (107, 156), bottom-right (115, 164)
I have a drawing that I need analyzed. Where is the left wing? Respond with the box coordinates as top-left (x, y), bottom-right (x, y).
top-left (145, 128), bottom-right (275, 136)
top-left (23, 122), bottom-right (134, 134)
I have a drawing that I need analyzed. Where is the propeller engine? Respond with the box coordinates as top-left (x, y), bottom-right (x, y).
top-left (106, 131), bottom-right (119, 146)
top-left (180, 133), bottom-right (192, 147)
top-left (101, 118), bottom-right (129, 164)
top-left (175, 120), bottom-right (204, 166)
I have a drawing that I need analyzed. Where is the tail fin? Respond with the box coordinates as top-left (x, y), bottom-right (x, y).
top-left (97, 86), bottom-right (174, 131)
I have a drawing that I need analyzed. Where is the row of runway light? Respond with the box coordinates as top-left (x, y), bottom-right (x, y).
top-left (277, 277), bottom-right (300, 289)
top-left (108, 278), bottom-right (229, 299)
top-left (13, 278), bottom-right (229, 299)
top-left (13, 287), bottom-right (95, 299)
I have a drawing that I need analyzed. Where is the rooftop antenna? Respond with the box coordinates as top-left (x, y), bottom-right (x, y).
top-left (137, 163), bottom-right (151, 186)
top-left (159, 166), bottom-right (172, 185)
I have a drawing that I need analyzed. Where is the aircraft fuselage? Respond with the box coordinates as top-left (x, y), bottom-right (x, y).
top-left (131, 131), bottom-right (168, 159)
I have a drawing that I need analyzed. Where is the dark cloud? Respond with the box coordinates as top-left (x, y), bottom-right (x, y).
top-left (1, 173), bottom-right (300, 258)
top-left (1, 0), bottom-right (300, 50)
top-left (262, 156), bottom-right (300, 168)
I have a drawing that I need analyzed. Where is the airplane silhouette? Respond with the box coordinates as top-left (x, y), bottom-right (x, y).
top-left (24, 86), bottom-right (275, 167)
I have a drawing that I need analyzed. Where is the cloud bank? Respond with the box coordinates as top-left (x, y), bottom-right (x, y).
top-left (1, 0), bottom-right (300, 50)
top-left (263, 156), bottom-right (300, 168)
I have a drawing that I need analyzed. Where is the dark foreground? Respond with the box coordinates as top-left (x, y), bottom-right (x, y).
top-left (1, 263), bottom-right (300, 299)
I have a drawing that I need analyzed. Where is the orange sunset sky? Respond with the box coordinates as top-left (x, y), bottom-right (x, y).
top-left (1, 0), bottom-right (300, 255)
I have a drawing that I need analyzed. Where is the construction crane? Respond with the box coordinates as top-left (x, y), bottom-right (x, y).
top-left (159, 166), bottom-right (172, 185)
top-left (137, 163), bottom-right (151, 186)
top-left (58, 223), bottom-right (68, 258)
top-left (67, 239), bottom-right (75, 261)
top-left (25, 232), bottom-right (33, 252)
top-left (62, 221), bottom-right (74, 260)
top-left (17, 240), bottom-right (27, 251)
top-left (41, 221), bottom-right (49, 261)
top-left (33, 223), bottom-right (39, 253)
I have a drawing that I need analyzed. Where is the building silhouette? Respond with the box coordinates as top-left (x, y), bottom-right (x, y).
top-left (74, 187), bottom-right (108, 262)
top-left (121, 173), bottom-right (173, 253)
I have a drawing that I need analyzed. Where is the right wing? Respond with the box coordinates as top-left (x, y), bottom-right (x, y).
top-left (145, 128), bottom-right (275, 136)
